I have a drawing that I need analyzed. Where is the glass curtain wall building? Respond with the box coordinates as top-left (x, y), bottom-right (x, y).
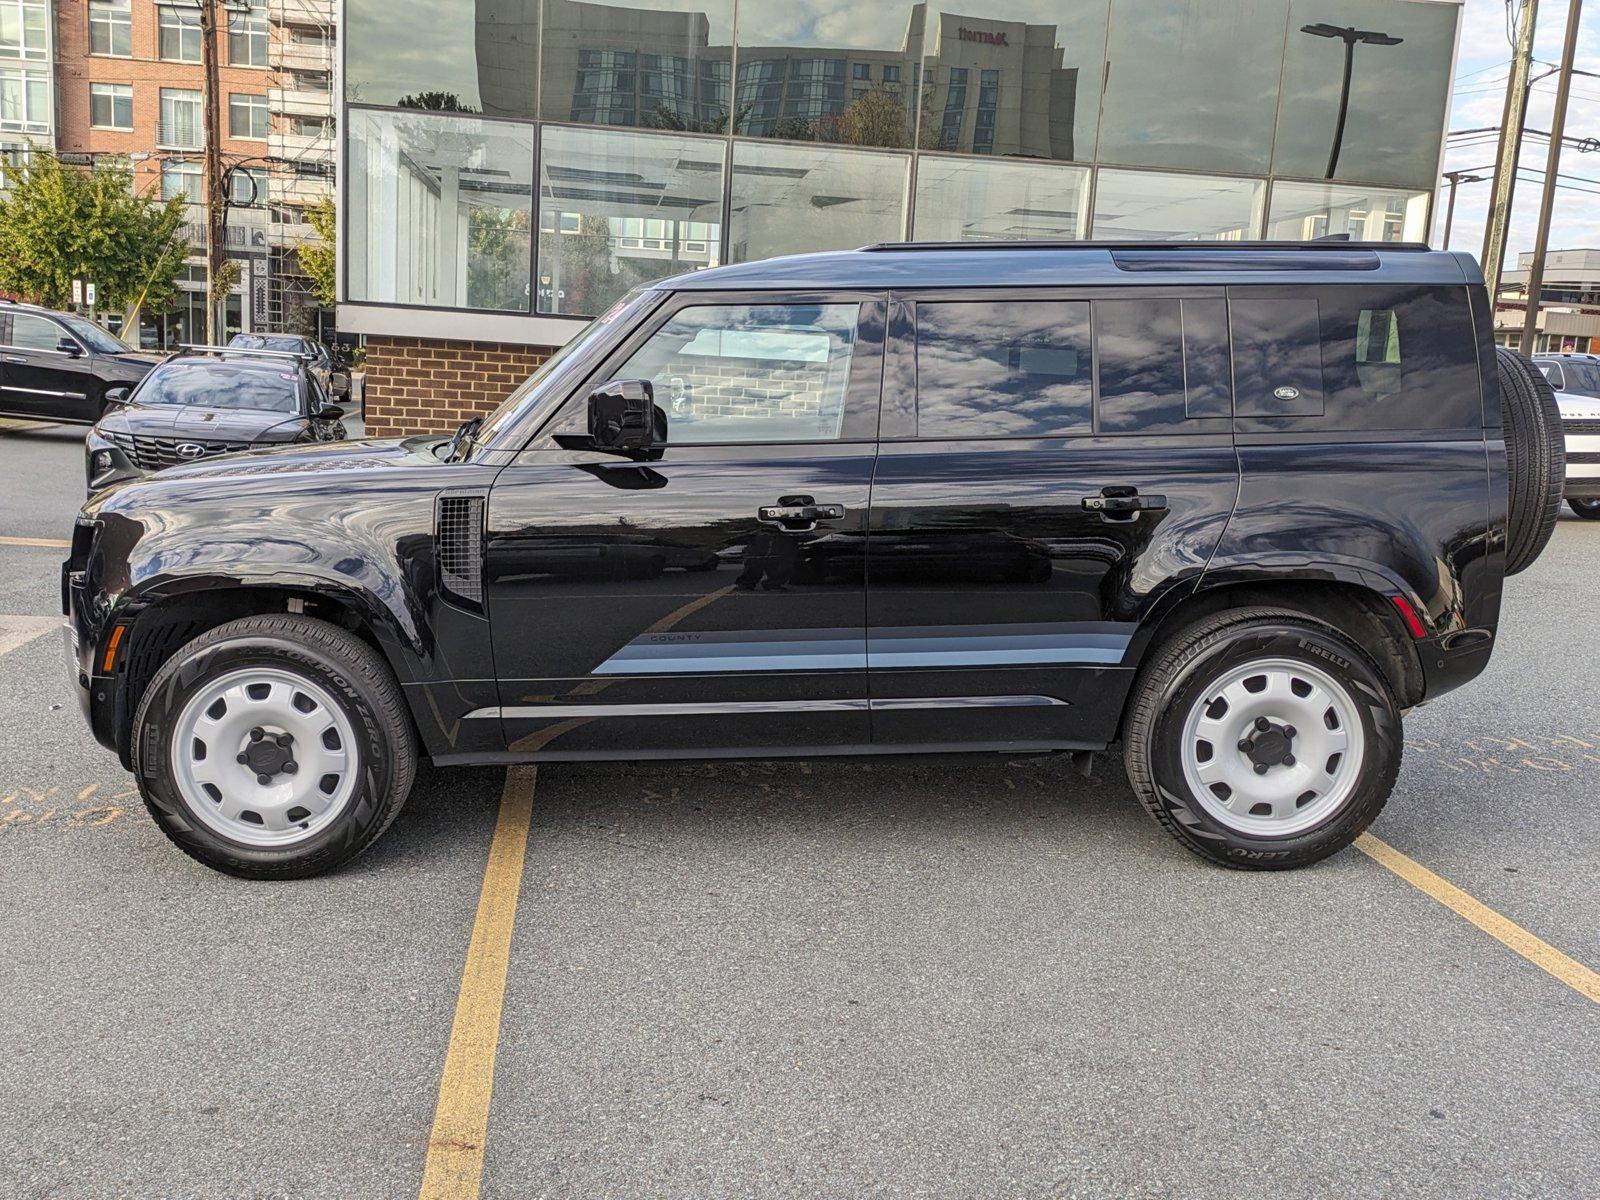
top-left (339, 0), bottom-right (1461, 355)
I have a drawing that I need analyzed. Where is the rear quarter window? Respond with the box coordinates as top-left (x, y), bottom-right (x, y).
top-left (1230, 285), bottom-right (1481, 432)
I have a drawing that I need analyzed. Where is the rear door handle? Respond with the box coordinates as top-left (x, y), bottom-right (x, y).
top-left (4, 355), bottom-right (26, 364)
top-left (758, 500), bottom-right (845, 529)
top-left (1081, 488), bottom-right (1167, 522)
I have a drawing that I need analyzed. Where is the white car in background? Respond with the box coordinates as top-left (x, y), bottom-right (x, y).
top-left (1533, 354), bottom-right (1600, 520)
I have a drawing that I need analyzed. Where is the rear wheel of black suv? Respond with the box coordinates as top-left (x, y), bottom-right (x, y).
top-left (131, 615), bottom-right (416, 879)
top-left (1570, 498), bottom-right (1600, 520)
top-left (1123, 607), bottom-right (1401, 870)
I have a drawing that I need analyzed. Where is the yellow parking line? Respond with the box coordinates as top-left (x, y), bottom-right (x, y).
top-left (419, 766), bottom-right (538, 1199)
top-left (0, 535), bottom-right (70, 549)
top-left (1356, 833), bottom-right (1600, 1004)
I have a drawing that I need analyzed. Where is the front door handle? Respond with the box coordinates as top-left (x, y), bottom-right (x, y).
top-left (3, 355), bottom-right (26, 364)
top-left (1081, 487), bottom-right (1167, 523)
top-left (758, 497), bottom-right (845, 529)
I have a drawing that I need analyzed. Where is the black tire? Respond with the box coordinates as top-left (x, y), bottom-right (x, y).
top-left (130, 614), bottom-right (417, 879)
top-left (1123, 607), bottom-right (1402, 870)
top-left (1569, 498), bottom-right (1600, 520)
top-left (1496, 348), bottom-right (1565, 574)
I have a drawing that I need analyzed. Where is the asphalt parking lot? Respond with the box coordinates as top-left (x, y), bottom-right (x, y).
top-left (2, 417), bottom-right (1597, 1199)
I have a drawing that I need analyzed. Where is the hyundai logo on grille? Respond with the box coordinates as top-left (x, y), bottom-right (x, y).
top-left (175, 443), bottom-right (207, 460)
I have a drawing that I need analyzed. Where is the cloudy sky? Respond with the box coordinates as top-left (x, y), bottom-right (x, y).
top-left (1443, 0), bottom-right (1600, 260)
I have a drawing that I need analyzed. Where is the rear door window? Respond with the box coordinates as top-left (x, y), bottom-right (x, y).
top-left (913, 300), bottom-right (1093, 438)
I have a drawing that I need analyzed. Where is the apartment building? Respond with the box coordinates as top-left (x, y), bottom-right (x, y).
top-left (3, 0), bottom-right (335, 345)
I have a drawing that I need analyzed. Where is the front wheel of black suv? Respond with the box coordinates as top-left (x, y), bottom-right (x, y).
top-left (131, 614), bottom-right (417, 879)
top-left (1569, 498), bottom-right (1600, 520)
top-left (1123, 607), bottom-right (1401, 870)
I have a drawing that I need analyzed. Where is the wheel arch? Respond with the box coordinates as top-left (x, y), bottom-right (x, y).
top-left (109, 579), bottom-right (422, 767)
top-left (1119, 570), bottom-right (1425, 743)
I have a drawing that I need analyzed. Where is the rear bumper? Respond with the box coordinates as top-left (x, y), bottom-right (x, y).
top-left (1416, 629), bottom-right (1496, 704)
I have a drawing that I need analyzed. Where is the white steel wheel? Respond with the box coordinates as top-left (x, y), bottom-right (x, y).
top-left (1178, 656), bottom-right (1366, 838)
top-left (171, 665), bottom-right (360, 848)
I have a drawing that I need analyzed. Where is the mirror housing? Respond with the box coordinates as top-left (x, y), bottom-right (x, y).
top-left (57, 336), bottom-right (83, 358)
top-left (102, 384), bottom-right (131, 407)
top-left (329, 370), bottom-right (351, 397)
top-left (315, 402), bottom-right (345, 421)
top-left (587, 379), bottom-right (660, 454)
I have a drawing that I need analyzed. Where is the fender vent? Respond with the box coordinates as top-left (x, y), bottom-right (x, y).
top-left (437, 494), bottom-right (485, 608)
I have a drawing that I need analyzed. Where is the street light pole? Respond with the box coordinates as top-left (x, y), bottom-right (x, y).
top-left (1519, 0), bottom-right (1585, 354)
top-left (1300, 23), bottom-right (1403, 180)
top-left (1439, 170), bottom-right (1486, 249)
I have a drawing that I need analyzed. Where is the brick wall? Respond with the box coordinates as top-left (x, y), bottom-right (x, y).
top-left (362, 336), bottom-right (553, 436)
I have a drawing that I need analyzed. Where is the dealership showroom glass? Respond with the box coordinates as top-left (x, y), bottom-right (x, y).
top-left (340, 0), bottom-right (1460, 343)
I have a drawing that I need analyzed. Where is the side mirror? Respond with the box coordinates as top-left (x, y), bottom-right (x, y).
top-left (57, 337), bottom-right (83, 358)
top-left (315, 402), bottom-right (345, 421)
top-left (587, 379), bottom-right (660, 454)
top-left (102, 385), bottom-right (130, 407)
top-left (329, 371), bottom-right (351, 397)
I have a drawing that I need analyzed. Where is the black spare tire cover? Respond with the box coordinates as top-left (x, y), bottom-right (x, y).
top-left (1495, 348), bottom-right (1564, 576)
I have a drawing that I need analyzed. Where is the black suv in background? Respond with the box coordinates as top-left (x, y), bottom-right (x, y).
top-left (0, 300), bottom-right (158, 422)
top-left (63, 242), bottom-right (1565, 879)
top-left (84, 345), bottom-right (350, 493)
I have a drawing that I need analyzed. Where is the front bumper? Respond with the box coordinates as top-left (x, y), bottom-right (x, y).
top-left (61, 523), bottom-right (121, 753)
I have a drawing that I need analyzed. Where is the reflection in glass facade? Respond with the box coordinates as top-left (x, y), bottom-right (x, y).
top-left (1091, 169), bottom-right (1264, 241)
top-left (537, 125), bottom-right (725, 316)
top-left (1265, 180), bottom-right (1429, 243)
top-left (346, 110), bottom-right (535, 310)
top-left (342, 0), bottom-right (1457, 319)
top-left (913, 155), bottom-right (1089, 242)
top-left (729, 141), bottom-right (910, 261)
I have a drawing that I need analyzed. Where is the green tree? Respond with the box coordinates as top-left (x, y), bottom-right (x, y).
top-left (0, 152), bottom-right (189, 327)
top-left (298, 194), bottom-right (337, 308)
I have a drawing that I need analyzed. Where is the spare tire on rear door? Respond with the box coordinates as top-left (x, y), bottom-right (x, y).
top-left (1496, 347), bottom-right (1565, 575)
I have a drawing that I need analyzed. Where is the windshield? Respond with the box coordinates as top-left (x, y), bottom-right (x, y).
top-left (136, 361), bottom-right (301, 413)
top-left (1562, 360), bottom-right (1600, 393)
top-left (475, 288), bottom-right (652, 448)
top-left (60, 315), bottom-right (131, 355)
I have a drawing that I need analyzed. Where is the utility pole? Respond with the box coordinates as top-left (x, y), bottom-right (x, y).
top-left (199, 0), bottom-right (226, 344)
top-left (1481, 0), bottom-right (1539, 301)
top-left (1439, 170), bottom-right (1486, 249)
top-left (1520, 0), bottom-right (1585, 354)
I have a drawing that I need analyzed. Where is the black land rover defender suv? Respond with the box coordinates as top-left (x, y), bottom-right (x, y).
top-left (62, 242), bottom-right (1565, 879)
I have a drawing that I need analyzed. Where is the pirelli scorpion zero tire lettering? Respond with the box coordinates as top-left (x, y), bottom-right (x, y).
top-left (1496, 347), bottom-right (1565, 575)
top-left (131, 615), bottom-right (416, 879)
top-left (1123, 607), bottom-right (1402, 870)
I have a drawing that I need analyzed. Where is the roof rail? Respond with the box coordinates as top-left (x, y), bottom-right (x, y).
top-left (173, 343), bottom-right (313, 363)
top-left (858, 239), bottom-right (1432, 253)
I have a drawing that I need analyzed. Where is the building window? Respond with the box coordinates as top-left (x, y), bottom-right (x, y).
top-left (1264, 181), bottom-right (1429, 244)
top-left (0, 0), bottom-right (50, 62)
top-left (159, 87), bottom-right (203, 149)
top-left (292, 116), bottom-right (332, 138)
top-left (882, 64), bottom-right (899, 83)
top-left (728, 141), bottom-right (909, 263)
top-left (0, 66), bottom-right (48, 133)
top-left (851, 62), bottom-right (870, 81)
top-left (346, 108), bottom-right (536, 312)
top-left (912, 155), bottom-right (1089, 242)
top-left (536, 124), bottom-right (724, 316)
top-left (158, 4), bottom-right (201, 62)
top-left (161, 159), bottom-right (201, 203)
top-left (229, 92), bottom-right (268, 139)
top-left (88, 0), bottom-right (130, 56)
top-left (229, 165), bottom-right (266, 206)
top-left (1090, 168), bottom-right (1264, 241)
top-left (228, 4), bottom-right (267, 67)
top-left (89, 82), bottom-right (133, 130)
